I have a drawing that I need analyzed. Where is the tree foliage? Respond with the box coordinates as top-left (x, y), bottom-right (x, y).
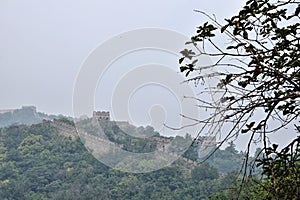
top-left (179, 0), bottom-right (300, 198)
top-left (255, 135), bottom-right (300, 199)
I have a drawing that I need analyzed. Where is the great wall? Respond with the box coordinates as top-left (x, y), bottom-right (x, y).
top-left (42, 111), bottom-right (200, 170)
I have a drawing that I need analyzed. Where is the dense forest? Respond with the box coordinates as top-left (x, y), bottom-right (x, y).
top-left (0, 119), bottom-right (250, 199)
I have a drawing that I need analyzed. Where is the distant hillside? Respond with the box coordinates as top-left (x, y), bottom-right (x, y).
top-left (45, 118), bottom-right (198, 171)
top-left (0, 106), bottom-right (247, 174)
top-left (0, 106), bottom-right (61, 128)
top-left (48, 118), bottom-right (246, 173)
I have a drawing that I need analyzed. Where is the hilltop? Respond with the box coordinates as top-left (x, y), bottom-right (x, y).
top-left (0, 106), bottom-right (62, 128)
top-left (0, 106), bottom-right (246, 173)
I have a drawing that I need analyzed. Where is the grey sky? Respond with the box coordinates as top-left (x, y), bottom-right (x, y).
top-left (0, 0), bottom-right (245, 115)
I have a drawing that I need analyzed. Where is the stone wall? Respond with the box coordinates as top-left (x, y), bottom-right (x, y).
top-left (93, 111), bottom-right (110, 121)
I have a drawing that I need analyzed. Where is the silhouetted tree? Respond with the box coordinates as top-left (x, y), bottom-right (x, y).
top-left (180, 0), bottom-right (300, 198)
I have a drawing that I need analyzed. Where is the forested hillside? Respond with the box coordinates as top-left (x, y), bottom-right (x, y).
top-left (0, 120), bottom-right (247, 199)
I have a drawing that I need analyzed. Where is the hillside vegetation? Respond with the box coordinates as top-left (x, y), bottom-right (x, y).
top-left (0, 120), bottom-right (247, 199)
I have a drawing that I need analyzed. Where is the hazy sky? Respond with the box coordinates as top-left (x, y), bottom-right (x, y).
top-left (0, 0), bottom-right (246, 115)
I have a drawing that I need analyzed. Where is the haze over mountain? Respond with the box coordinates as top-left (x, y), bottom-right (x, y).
top-left (0, 106), bottom-right (61, 128)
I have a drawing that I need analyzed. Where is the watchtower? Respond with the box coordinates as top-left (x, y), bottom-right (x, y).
top-left (93, 111), bottom-right (110, 121)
